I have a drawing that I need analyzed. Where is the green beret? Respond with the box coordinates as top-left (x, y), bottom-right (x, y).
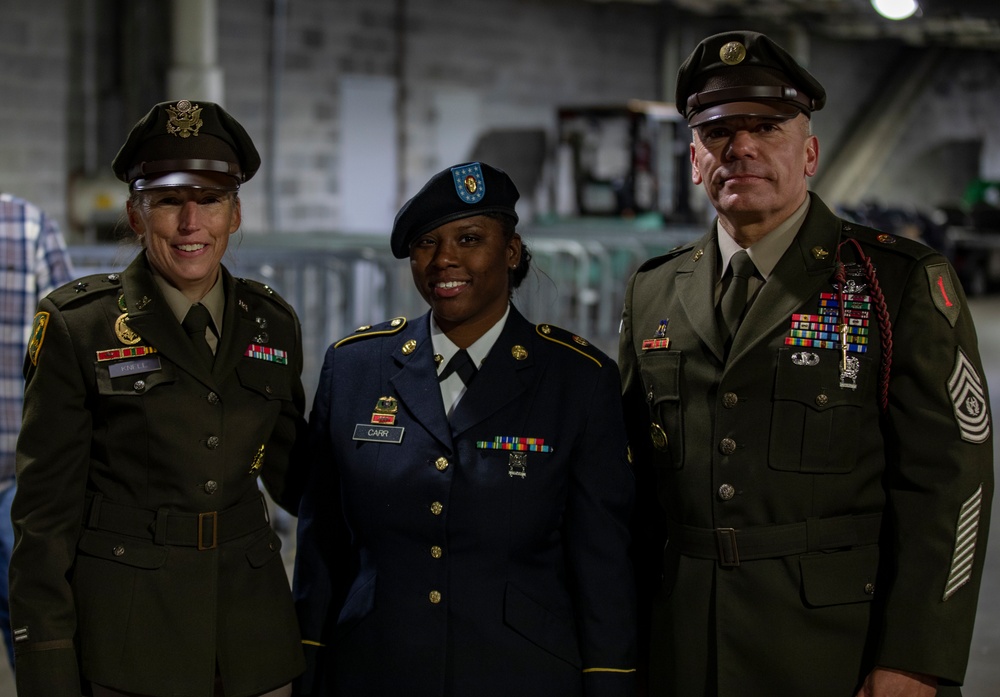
top-left (390, 162), bottom-right (520, 259)
top-left (676, 31), bottom-right (826, 127)
top-left (112, 99), bottom-right (260, 191)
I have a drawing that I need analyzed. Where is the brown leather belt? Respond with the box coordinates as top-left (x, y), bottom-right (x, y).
top-left (668, 513), bottom-right (882, 568)
top-left (84, 491), bottom-right (270, 550)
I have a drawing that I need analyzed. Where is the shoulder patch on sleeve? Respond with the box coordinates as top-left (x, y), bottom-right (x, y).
top-left (334, 317), bottom-right (407, 349)
top-left (948, 347), bottom-right (990, 444)
top-left (926, 262), bottom-right (961, 327)
top-left (535, 324), bottom-right (603, 367)
top-left (28, 312), bottom-right (50, 366)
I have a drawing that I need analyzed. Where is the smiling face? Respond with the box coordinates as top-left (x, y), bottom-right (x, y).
top-left (409, 215), bottom-right (521, 347)
top-left (691, 113), bottom-right (819, 244)
top-left (127, 187), bottom-right (241, 302)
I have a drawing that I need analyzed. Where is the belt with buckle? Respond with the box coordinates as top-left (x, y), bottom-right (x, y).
top-left (84, 491), bottom-right (270, 550)
top-left (667, 513), bottom-right (882, 568)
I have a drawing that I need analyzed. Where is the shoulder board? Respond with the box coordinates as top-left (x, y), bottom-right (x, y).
top-left (237, 277), bottom-right (297, 315)
top-left (535, 323), bottom-right (604, 368)
top-left (637, 241), bottom-right (699, 273)
top-left (840, 221), bottom-right (937, 262)
top-left (45, 272), bottom-right (122, 309)
top-left (334, 317), bottom-right (407, 349)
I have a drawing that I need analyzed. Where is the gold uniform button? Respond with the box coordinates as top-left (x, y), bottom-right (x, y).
top-left (865, 582), bottom-right (876, 595)
top-left (204, 480), bottom-right (219, 494)
top-left (435, 457), bottom-right (449, 472)
top-left (722, 392), bottom-right (739, 408)
top-left (207, 436), bottom-right (220, 449)
top-left (428, 590), bottom-right (442, 604)
top-left (430, 502), bottom-right (443, 515)
top-left (649, 423), bottom-right (668, 451)
top-left (207, 391), bottom-right (220, 405)
top-left (816, 393), bottom-right (829, 406)
top-left (430, 546), bottom-right (443, 559)
top-left (719, 438), bottom-right (737, 456)
top-left (718, 484), bottom-right (736, 501)
top-left (133, 380), bottom-right (146, 393)
top-left (113, 544), bottom-right (125, 557)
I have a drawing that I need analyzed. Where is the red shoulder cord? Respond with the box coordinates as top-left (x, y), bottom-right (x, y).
top-left (835, 236), bottom-right (893, 412)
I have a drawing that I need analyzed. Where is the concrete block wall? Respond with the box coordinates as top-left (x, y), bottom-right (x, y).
top-left (0, 0), bottom-right (70, 225)
top-left (218, 0), bottom-right (662, 236)
top-left (2, 0), bottom-right (1000, 239)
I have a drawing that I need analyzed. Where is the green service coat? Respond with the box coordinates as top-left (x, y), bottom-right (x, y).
top-left (10, 251), bottom-right (307, 697)
top-left (619, 194), bottom-right (993, 696)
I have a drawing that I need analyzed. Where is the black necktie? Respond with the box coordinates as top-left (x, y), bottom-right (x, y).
top-left (182, 303), bottom-right (215, 369)
top-left (719, 250), bottom-right (756, 345)
top-left (438, 349), bottom-right (477, 387)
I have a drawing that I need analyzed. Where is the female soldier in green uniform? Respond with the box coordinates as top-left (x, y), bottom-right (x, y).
top-left (9, 100), bottom-right (307, 697)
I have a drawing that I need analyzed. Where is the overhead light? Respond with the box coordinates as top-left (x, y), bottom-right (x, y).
top-left (871, 0), bottom-right (919, 20)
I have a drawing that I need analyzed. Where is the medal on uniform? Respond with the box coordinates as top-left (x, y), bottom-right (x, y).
top-left (113, 293), bottom-right (144, 346)
top-left (371, 396), bottom-right (398, 425)
top-left (642, 319), bottom-right (671, 351)
top-left (244, 343), bottom-right (288, 364)
top-left (508, 452), bottom-right (527, 478)
top-left (115, 313), bottom-right (142, 345)
top-left (248, 444), bottom-right (265, 474)
top-left (839, 354), bottom-right (860, 389)
top-left (476, 436), bottom-right (552, 452)
top-left (354, 395), bottom-right (405, 443)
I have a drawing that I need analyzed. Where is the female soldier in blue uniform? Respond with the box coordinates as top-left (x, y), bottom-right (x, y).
top-left (293, 162), bottom-right (636, 696)
top-left (10, 100), bottom-right (307, 697)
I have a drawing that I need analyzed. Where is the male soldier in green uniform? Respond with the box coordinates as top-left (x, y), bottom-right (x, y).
top-left (620, 30), bottom-right (993, 697)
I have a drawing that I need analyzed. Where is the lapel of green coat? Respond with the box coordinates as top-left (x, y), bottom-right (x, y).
top-left (675, 230), bottom-right (726, 362)
top-left (727, 193), bottom-right (842, 366)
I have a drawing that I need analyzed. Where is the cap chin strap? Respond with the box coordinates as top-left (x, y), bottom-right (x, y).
top-left (687, 84), bottom-right (815, 114)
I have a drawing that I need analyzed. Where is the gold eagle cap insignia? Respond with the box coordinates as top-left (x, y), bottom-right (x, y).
top-left (166, 100), bottom-right (203, 138)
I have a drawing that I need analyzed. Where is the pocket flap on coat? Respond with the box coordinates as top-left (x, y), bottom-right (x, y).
top-left (800, 545), bottom-right (879, 607)
top-left (503, 582), bottom-right (581, 667)
top-left (245, 528), bottom-right (283, 568)
top-left (77, 529), bottom-right (169, 570)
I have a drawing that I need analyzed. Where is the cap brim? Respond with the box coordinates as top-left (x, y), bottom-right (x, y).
top-left (688, 100), bottom-right (803, 127)
top-left (131, 171), bottom-right (241, 191)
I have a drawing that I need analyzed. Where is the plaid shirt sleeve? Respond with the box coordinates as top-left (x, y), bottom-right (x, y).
top-left (0, 194), bottom-right (75, 479)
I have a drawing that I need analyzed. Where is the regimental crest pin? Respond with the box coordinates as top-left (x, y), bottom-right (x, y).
top-left (115, 313), bottom-right (142, 346)
top-left (372, 396), bottom-right (399, 425)
top-left (451, 162), bottom-right (486, 204)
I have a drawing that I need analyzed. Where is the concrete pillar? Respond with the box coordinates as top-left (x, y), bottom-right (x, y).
top-left (167, 0), bottom-right (224, 103)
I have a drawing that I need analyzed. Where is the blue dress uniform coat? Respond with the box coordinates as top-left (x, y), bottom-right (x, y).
top-left (10, 251), bottom-right (307, 697)
top-left (619, 193), bottom-right (993, 697)
top-left (293, 306), bottom-right (636, 697)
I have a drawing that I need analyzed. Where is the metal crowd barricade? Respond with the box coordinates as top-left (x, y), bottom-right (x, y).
top-left (66, 223), bottom-right (702, 401)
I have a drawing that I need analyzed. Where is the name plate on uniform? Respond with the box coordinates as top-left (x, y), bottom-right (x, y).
top-left (352, 424), bottom-right (405, 444)
top-left (108, 357), bottom-right (162, 378)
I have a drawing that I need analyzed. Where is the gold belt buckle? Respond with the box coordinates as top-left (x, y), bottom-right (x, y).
top-left (198, 511), bottom-right (218, 550)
